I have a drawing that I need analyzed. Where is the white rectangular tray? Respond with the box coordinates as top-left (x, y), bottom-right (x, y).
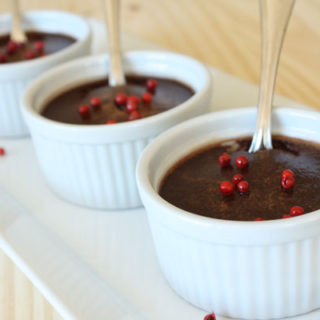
top-left (0, 19), bottom-right (318, 320)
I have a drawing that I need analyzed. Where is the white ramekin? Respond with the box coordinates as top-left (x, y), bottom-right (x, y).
top-left (136, 107), bottom-right (320, 320)
top-left (0, 10), bottom-right (91, 137)
top-left (21, 51), bottom-right (212, 209)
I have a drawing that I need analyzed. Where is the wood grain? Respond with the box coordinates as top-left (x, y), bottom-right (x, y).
top-left (0, 250), bottom-right (63, 320)
top-left (0, 0), bottom-right (319, 107)
top-left (0, 0), bottom-right (320, 318)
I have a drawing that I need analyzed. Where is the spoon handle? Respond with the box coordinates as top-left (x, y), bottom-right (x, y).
top-left (249, 0), bottom-right (295, 153)
top-left (10, 0), bottom-right (27, 43)
top-left (104, 0), bottom-right (126, 87)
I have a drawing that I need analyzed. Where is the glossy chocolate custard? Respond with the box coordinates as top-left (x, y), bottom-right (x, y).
top-left (159, 137), bottom-right (320, 221)
top-left (41, 76), bottom-right (194, 124)
top-left (0, 31), bottom-right (75, 63)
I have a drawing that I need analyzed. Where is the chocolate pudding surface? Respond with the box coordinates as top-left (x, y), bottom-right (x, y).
top-left (0, 31), bottom-right (75, 63)
top-left (41, 76), bottom-right (194, 124)
top-left (159, 137), bottom-right (320, 221)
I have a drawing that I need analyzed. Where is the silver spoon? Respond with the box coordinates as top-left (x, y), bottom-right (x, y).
top-left (10, 0), bottom-right (27, 43)
top-left (104, 0), bottom-right (126, 87)
top-left (249, 0), bottom-right (295, 153)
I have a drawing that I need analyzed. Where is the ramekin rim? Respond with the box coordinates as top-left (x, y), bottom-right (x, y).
top-left (136, 106), bottom-right (320, 231)
top-left (21, 50), bottom-right (212, 135)
top-left (0, 10), bottom-right (91, 71)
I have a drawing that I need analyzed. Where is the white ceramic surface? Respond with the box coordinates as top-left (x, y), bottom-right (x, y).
top-left (0, 10), bottom-right (91, 137)
top-left (137, 107), bottom-right (320, 320)
top-left (22, 51), bottom-right (212, 210)
top-left (0, 19), bottom-right (318, 320)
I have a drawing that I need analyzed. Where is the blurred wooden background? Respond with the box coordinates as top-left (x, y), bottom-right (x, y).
top-left (0, 0), bottom-right (320, 318)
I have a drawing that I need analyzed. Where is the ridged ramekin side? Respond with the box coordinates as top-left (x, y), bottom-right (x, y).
top-left (0, 79), bottom-right (30, 136)
top-left (31, 133), bottom-right (154, 209)
top-left (0, 10), bottom-right (91, 137)
top-left (148, 216), bottom-right (320, 319)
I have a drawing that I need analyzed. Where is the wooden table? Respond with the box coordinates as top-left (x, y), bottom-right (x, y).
top-left (0, 0), bottom-right (319, 318)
